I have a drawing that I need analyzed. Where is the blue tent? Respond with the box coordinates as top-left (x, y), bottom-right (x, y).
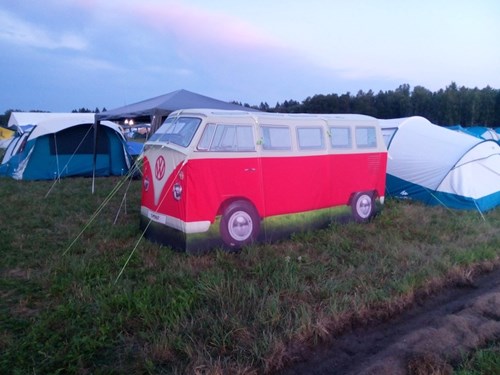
top-left (447, 125), bottom-right (500, 143)
top-left (465, 126), bottom-right (500, 142)
top-left (126, 141), bottom-right (144, 158)
top-left (0, 114), bottom-right (131, 180)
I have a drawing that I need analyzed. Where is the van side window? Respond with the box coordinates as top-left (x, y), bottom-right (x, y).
top-left (198, 124), bottom-right (255, 152)
top-left (329, 126), bottom-right (352, 148)
top-left (356, 127), bottom-right (377, 148)
top-left (297, 127), bottom-right (324, 150)
top-left (261, 126), bottom-right (292, 150)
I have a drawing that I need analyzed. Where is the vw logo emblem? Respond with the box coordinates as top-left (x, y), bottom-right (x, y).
top-left (155, 156), bottom-right (166, 180)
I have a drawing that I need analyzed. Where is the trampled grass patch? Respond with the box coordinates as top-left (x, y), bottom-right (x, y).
top-left (1, 177), bottom-right (499, 373)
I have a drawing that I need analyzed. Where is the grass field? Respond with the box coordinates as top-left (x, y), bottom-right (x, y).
top-left (455, 344), bottom-right (500, 375)
top-left (1, 176), bottom-right (499, 374)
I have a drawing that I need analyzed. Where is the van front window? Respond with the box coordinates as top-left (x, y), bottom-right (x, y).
top-left (149, 117), bottom-right (201, 147)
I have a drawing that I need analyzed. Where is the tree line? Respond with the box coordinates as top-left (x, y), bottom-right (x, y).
top-left (250, 82), bottom-right (500, 127)
top-left (2, 83), bottom-right (499, 128)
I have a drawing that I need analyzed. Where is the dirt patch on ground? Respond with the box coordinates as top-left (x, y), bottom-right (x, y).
top-left (279, 263), bottom-right (500, 375)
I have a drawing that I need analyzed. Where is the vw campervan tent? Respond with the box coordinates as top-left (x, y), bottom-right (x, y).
top-left (140, 109), bottom-right (387, 252)
top-left (381, 116), bottom-right (500, 212)
top-left (0, 114), bottom-right (131, 180)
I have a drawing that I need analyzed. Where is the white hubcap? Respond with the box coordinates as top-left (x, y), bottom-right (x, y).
top-left (228, 211), bottom-right (253, 241)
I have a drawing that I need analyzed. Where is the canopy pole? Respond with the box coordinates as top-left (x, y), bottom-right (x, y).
top-left (473, 200), bottom-right (486, 221)
top-left (92, 118), bottom-right (99, 194)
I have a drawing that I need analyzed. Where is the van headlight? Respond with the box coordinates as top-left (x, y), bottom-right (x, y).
top-left (173, 183), bottom-right (183, 200)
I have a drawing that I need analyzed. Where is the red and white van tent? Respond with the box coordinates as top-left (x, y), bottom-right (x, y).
top-left (139, 109), bottom-right (387, 253)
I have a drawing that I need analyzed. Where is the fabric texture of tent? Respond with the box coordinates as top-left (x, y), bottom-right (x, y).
top-left (96, 89), bottom-right (258, 134)
top-left (381, 116), bottom-right (500, 212)
top-left (0, 113), bottom-right (131, 180)
top-left (7, 112), bottom-right (89, 129)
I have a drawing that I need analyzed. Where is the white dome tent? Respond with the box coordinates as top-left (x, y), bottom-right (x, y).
top-left (380, 116), bottom-right (500, 212)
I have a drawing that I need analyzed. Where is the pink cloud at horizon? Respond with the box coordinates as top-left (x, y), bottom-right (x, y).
top-left (71, 0), bottom-right (287, 52)
top-left (136, 2), bottom-right (286, 51)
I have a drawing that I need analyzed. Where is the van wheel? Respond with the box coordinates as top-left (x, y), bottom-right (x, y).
top-left (351, 192), bottom-right (374, 223)
top-left (220, 201), bottom-right (260, 249)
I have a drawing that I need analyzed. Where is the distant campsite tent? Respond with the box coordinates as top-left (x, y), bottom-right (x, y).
top-left (463, 126), bottom-right (500, 142)
top-left (0, 113), bottom-right (131, 180)
top-left (380, 116), bottom-right (500, 212)
top-left (96, 89), bottom-right (258, 134)
top-left (0, 126), bottom-right (14, 139)
top-left (0, 126), bottom-right (14, 149)
top-left (447, 125), bottom-right (500, 142)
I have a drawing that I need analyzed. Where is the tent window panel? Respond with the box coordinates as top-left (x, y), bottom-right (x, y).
top-left (382, 128), bottom-right (397, 147)
top-left (297, 127), bottom-right (324, 150)
top-left (151, 117), bottom-right (201, 147)
top-left (198, 124), bottom-right (255, 152)
top-left (261, 126), bottom-right (292, 150)
top-left (149, 118), bottom-right (174, 142)
top-left (216, 125), bottom-right (236, 150)
top-left (235, 126), bottom-right (255, 151)
top-left (16, 134), bottom-right (30, 154)
top-left (49, 125), bottom-right (109, 155)
top-left (197, 124), bottom-right (216, 150)
top-left (355, 127), bottom-right (377, 148)
top-left (330, 126), bottom-right (352, 149)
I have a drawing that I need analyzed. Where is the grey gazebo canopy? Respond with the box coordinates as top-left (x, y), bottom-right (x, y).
top-left (96, 89), bottom-right (257, 133)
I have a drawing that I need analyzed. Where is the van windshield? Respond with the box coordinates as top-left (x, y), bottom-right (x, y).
top-left (149, 117), bottom-right (201, 147)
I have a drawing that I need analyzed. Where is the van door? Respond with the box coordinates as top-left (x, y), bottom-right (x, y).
top-left (190, 123), bottom-right (264, 245)
top-left (196, 123), bottom-right (263, 211)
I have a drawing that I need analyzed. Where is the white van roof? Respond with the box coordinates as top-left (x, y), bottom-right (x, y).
top-left (170, 108), bottom-right (377, 123)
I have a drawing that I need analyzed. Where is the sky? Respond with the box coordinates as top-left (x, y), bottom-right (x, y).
top-left (0, 0), bottom-right (499, 113)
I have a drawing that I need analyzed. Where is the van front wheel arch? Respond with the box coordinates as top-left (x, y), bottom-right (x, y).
top-left (220, 200), bottom-right (260, 249)
top-left (351, 192), bottom-right (375, 223)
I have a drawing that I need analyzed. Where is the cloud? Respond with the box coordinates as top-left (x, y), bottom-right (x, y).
top-left (0, 9), bottom-right (87, 50)
top-left (67, 56), bottom-right (124, 71)
top-left (148, 65), bottom-right (193, 76)
top-left (67, 0), bottom-right (285, 52)
top-left (136, 2), bottom-right (281, 50)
